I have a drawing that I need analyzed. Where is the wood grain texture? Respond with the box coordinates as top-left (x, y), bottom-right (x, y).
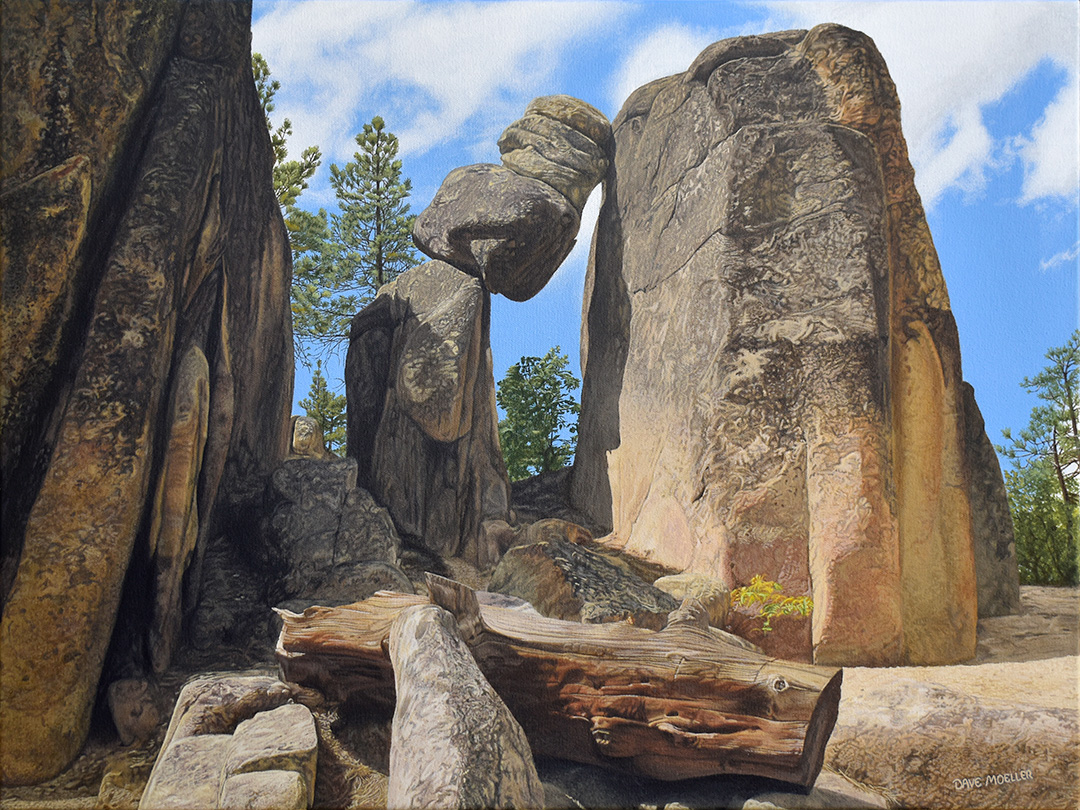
top-left (277, 576), bottom-right (842, 787)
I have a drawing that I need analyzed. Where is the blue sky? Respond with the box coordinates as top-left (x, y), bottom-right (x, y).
top-left (252, 0), bottom-right (1079, 464)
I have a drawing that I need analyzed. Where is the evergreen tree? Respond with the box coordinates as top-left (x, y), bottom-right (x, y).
top-left (496, 347), bottom-right (581, 482)
top-left (252, 53), bottom-right (321, 209)
top-left (998, 330), bottom-right (1079, 585)
top-left (328, 116), bottom-right (418, 296)
top-left (298, 361), bottom-right (347, 455)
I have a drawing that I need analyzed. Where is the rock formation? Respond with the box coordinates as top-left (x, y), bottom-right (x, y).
top-left (961, 382), bottom-right (1022, 617)
top-left (1, 1), bottom-right (293, 784)
top-left (572, 25), bottom-right (1016, 667)
top-left (346, 260), bottom-right (509, 568)
top-left (263, 457), bottom-right (410, 602)
top-left (413, 95), bottom-right (610, 302)
top-left (347, 96), bottom-right (611, 569)
top-left (488, 538), bottom-right (678, 629)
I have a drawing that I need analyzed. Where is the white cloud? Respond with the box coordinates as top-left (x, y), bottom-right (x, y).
top-left (252, 0), bottom-right (626, 167)
top-left (765, 1), bottom-right (1079, 208)
top-left (1018, 71), bottom-right (1080, 204)
top-left (1040, 240), bottom-right (1080, 272)
top-left (547, 186), bottom-right (603, 294)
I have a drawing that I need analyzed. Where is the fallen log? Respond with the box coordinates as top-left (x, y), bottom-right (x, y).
top-left (387, 603), bottom-right (545, 809)
top-left (275, 576), bottom-right (842, 787)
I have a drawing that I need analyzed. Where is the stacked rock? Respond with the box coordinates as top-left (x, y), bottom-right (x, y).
top-left (347, 96), bottom-right (610, 567)
top-left (413, 95), bottom-right (611, 301)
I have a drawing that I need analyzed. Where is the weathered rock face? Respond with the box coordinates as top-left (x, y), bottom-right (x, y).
top-left (263, 457), bottom-right (408, 602)
top-left (413, 95), bottom-right (611, 301)
top-left (961, 382), bottom-right (1021, 617)
top-left (346, 260), bottom-right (510, 567)
top-left (572, 25), bottom-right (1013, 667)
top-left (0, 0), bottom-right (293, 785)
top-left (488, 539), bottom-right (678, 629)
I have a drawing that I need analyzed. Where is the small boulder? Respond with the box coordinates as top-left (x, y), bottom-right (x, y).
top-left (488, 538), bottom-right (677, 629)
top-left (107, 677), bottom-right (163, 746)
top-left (289, 415), bottom-right (334, 460)
top-left (522, 517), bottom-right (593, 546)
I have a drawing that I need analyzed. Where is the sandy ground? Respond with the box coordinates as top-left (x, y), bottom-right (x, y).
top-left (843, 586), bottom-right (1079, 712)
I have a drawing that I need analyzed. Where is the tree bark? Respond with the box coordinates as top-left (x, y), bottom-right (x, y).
top-left (387, 603), bottom-right (545, 809)
top-left (276, 575), bottom-right (843, 787)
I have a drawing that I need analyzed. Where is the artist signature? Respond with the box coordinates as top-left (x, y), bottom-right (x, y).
top-left (953, 769), bottom-right (1034, 790)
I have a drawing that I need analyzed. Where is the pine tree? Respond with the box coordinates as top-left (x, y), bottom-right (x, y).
top-left (252, 53), bottom-right (321, 210)
top-left (496, 347), bottom-right (581, 481)
top-left (298, 361), bottom-right (347, 455)
top-left (329, 116), bottom-right (418, 296)
top-left (999, 330), bottom-right (1079, 585)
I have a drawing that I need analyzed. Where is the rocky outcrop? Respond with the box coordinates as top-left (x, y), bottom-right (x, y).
top-left (263, 457), bottom-right (409, 602)
top-left (413, 95), bottom-right (610, 301)
top-left (961, 382), bottom-right (1021, 617)
top-left (142, 675), bottom-right (316, 810)
top-left (488, 539), bottom-right (678, 629)
top-left (1, 1), bottom-right (293, 784)
top-left (572, 25), bottom-right (1013, 666)
top-left (345, 260), bottom-right (509, 568)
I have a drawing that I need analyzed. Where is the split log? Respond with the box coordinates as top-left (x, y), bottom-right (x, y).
top-left (276, 576), bottom-right (842, 787)
top-left (387, 604), bottom-right (545, 809)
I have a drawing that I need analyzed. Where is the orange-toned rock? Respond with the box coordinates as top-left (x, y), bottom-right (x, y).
top-left (572, 25), bottom-right (1005, 667)
top-left (148, 346), bottom-right (211, 674)
top-left (0, 1), bottom-right (292, 785)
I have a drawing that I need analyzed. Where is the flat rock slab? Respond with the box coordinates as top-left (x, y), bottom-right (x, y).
top-left (141, 734), bottom-right (233, 810)
top-left (219, 770), bottom-right (308, 810)
top-left (827, 670), bottom-right (1079, 809)
top-left (225, 703), bottom-right (317, 804)
top-left (145, 674), bottom-right (317, 810)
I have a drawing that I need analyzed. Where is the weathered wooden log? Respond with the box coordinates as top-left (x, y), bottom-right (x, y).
top-left (387, 604), bottom-right (545, 809)
top-left (276, 576), bottom-right (843, 787)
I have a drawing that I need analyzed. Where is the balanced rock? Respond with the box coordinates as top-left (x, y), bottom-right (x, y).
top-left (413, 164), bottom-right (579, 302)
top-left (413, 95), bottom-right (611, 302)
top-left (488, 538), bottom-right (677, 629)
top-left (346, 260), bottom-right (510, 566)
top-left (498, 94), bottom-right (611, 211)
top-left (572, 25), bottom-right (1011, 666)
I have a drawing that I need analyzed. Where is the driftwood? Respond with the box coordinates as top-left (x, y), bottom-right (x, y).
top-left (387, 604), bottom-right (545, 809)
top-left (276, 576), bottom-right (843, 787)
